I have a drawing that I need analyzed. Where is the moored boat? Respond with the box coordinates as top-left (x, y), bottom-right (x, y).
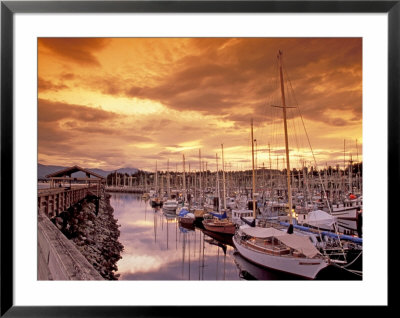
top-left (233, 225), bottom-right (329, 279)
top-left (163, 199), bottom-right (178, 213)
top-left (202, 212), bottom-right (236, 235)
top-left (232, 50), bottom-right (330, 280)
top-left (178, 208), bottom-right (195, 226)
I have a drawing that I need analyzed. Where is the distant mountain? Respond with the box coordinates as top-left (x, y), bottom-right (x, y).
top-left (38, 163), bottom-right (138, 179)
top-left (38, 163), bottom-right (69, 179)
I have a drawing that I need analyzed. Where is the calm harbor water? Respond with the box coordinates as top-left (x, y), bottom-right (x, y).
top-left (110, 193), bottom-right (361, 281)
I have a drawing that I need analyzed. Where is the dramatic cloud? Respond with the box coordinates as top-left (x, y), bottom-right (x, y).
top-left (38, 38), bottom-right (362, 170)
top-left (38, 78), bottom-right (69, 92)
top-left (38, 38), bottom-right (110, 66)
top-left (38, 99), bottom-right (119, 123)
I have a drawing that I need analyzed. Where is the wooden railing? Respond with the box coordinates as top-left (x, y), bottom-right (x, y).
top-left (38, 185), bottom-right (100, 218)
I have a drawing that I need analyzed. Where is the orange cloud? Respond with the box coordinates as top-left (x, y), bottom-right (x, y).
top-left (38, 37), bottom-right (110, 66)
top-left (38, 98), bottom-right (119, 122)
top-left (38, 38), bottom-right (362, 170)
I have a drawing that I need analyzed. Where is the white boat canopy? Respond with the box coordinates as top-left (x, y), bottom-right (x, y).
top-left (277, 234), bottom-right (320, 258)
top-left (240, 226), bottom-right (320, 258)
top-left (241, 227), bottom-right (287, 238)
top-left (306, 210), bottom-right (336, 228)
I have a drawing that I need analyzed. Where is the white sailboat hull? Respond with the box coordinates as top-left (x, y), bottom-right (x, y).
top-left (233, 236), bottom-right (328, 279)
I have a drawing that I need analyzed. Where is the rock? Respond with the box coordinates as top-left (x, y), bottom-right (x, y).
top-left (55, 217), bottom-right (63, 224)
top-left (85, 238), bottom-right (94, 245)
top-left (56, 192), bottom-right (124, 280)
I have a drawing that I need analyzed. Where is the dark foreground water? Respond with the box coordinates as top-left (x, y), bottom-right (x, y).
top-left (110, 193), bottom-right (361, 281)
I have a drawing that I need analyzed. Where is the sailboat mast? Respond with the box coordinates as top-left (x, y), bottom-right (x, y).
top-left (221, 144), bottom-right (227, 210)
top-left (167, 159), bottom-right (170, 198)
top-left (278, 50), bottom-right (293, 225)
top-left (183, 154), bottom-right (186, 202)
top-left (344, 139), bottom-right (346, 193)
top-left (216, 153), bottom-right (221, 212)
top-left (199, 149), bottom-right (202, 205)
top-left (155, 161), bottom-right (158, 195)
top-left (251, 119), bottom-right (256, 219)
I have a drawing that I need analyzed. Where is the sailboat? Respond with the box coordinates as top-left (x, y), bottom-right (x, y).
top-left (232, 50), bottom-right (330, 279)
top-left (231, 120), bottom-right (257, 226)
top-left (163, 159), bottom-right (179, 213)
top-left (178, 208), bottom-right (196, 227)
top-left (202, 211), bottom-right (236, 235)
top-left (202, 147), bottom-right (236, 235)
top-left (150, 161), bottom-right (163, 207)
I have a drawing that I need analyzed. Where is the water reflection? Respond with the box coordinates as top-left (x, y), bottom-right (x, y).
top-left (111, 193), bottom-right (241, 280)
top-left (110, 193), bottom-right (359, 281)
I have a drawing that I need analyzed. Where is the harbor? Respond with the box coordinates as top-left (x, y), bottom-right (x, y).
top-left (37, 38), bottom-right (364, 282)
top-left (110, 192), bottom-right (361, 280)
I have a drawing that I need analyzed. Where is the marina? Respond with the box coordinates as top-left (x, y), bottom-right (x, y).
top-left (36, 38), bottom-right (364, 283)
top-left (110, 192), bottom-right (361, 280)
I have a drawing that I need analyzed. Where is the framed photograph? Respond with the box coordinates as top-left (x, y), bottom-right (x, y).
top-left (1, 0), bottom-right (396, 316)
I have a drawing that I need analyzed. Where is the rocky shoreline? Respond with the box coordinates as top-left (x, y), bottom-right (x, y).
top-left (53, 191), bottom-right (124, 280)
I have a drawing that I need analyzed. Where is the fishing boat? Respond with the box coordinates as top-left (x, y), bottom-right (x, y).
top-left (232, 50), bottom-right (330, 279)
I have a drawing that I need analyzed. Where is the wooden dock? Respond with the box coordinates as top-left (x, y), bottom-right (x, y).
top-left (38, 185), bottom-right (100, 218)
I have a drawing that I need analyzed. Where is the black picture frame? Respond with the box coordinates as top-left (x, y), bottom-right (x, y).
top-left (1, 0), bottom-right (396, 316)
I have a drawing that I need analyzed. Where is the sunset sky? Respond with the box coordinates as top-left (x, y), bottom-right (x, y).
top-left (38, 38), bottom-right (362, 172)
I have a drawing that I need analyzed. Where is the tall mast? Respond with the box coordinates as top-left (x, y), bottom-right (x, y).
top-left (167, 159), bottom-right (170, 199)
top-left (221, 144), bottom-right (226, 210)
top-left (268, 142), bottom-right (272, 197)
top-left (254, 138), bottom-right (258, 190)
top-left (251, 119), bottom-right (256, 219)
top-left (356, 138), bottom-right (360, 191)
top-left (155, 161), bottom-right (158, 195)
top-left (349, 155), bottom-right (353, 194)
top-left (188, 163), bottom-right (191, 206)
top-left (182, 154), bottom-right (186, 202)
top-left (344, 139), bottom-right (346, 193)
top-left (199, 149), bottom-right (202, 205)
top-left (277, 50), bottom-right (293, 225)
top-left (216, 153), bottom-right (221, 212)
top-left (205, 162), bottom-right (208, 190)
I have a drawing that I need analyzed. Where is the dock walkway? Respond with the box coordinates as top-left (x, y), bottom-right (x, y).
top-left (38, 185), bottom-right (100, 218)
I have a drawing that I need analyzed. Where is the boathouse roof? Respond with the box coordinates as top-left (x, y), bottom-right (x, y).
top-left (45, 165), bottom-right (105, 179)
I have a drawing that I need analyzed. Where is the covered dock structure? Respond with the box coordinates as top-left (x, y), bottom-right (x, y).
top-left (38, 165), bottom-right (106, 218)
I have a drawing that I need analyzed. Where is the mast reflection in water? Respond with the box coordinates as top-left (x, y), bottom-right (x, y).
top-left (111, 193), bottom-right (360, 280)
top-left (111, 193), bottom-right (240, 280)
